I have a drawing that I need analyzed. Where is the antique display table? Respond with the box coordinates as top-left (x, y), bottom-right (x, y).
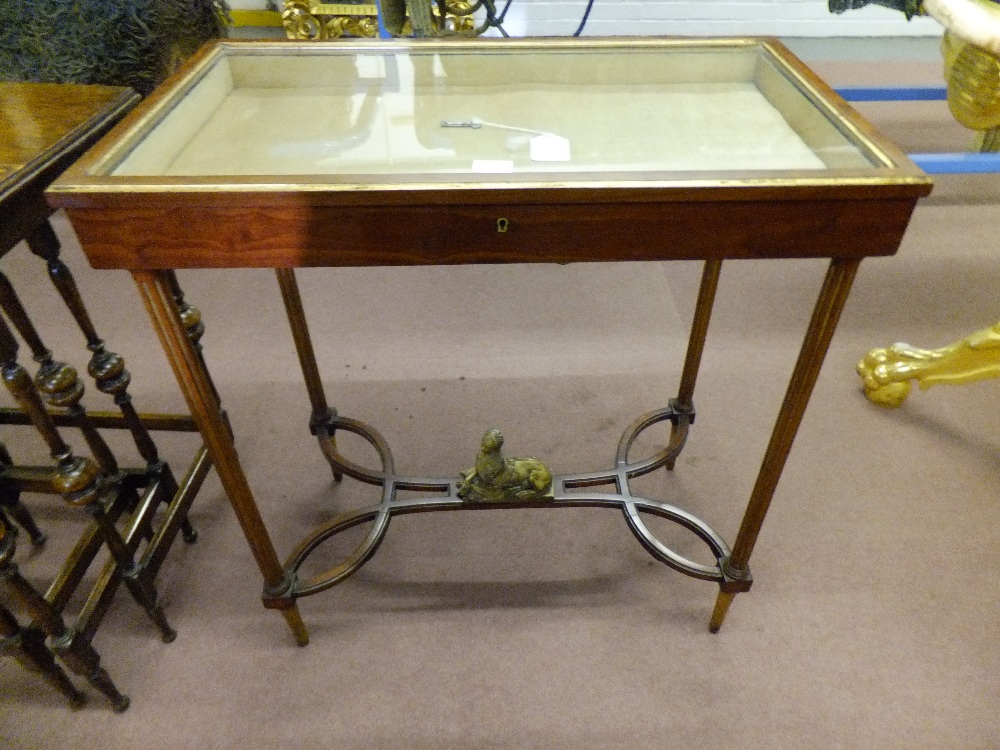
top-left (48, 38), bottom-right (931, 645)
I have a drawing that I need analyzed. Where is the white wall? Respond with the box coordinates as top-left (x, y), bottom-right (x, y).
top-left (231, 0), bottom-right (944, 37)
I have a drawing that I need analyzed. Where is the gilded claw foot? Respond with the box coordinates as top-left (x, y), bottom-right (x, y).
top-left (858, 322), bottom-right (1000, 407)
top-left (858, 343), bottom-right (933, 407)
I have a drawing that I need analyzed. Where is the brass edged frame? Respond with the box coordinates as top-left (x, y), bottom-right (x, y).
top-left (49, 37), bottom-right (929, 201)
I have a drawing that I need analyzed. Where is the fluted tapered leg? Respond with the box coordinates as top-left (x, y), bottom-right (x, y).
top-left (134, 270), bottom-right (309, 646)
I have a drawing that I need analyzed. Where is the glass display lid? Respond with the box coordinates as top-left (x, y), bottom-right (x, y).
top-left (47, 38), bottom-right (931, 271)
top-left (52, 38), bottom-right (928, 189)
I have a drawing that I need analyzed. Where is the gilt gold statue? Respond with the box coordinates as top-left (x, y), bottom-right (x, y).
top-left (857, 323), bottom-right (1000, 406)
top-left (457, 429), bottom-right (553, 502)
top-left (832, 0), bottom-right (1000, 405)
top-left (281, 0), bottom-right (485, 39)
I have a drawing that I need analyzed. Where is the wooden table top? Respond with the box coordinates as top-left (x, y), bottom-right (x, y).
top-left (0, 82), bottom-right (137, 200)
top-left (0, 82), bottom-right (138, 253)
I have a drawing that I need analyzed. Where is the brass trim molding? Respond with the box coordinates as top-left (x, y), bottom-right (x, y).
top-left (228, 9), bottom-right (284, 27)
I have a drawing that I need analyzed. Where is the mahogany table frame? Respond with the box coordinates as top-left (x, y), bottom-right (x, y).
top-left (48, 37), bottom-right (932, 646)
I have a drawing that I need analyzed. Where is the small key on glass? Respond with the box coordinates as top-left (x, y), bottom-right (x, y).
top-left (440, 119), bottom-right (483, 129)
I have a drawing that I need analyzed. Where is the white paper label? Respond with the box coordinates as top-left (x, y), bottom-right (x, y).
top-left (530, 134), bottom-right (571, 162)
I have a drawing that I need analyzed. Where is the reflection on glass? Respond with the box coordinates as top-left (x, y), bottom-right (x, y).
top-left (111, 45), bottom-right (876, 178)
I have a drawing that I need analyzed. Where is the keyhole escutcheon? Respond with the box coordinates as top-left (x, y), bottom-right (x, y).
top-left (496, 217), bottom-right (510, 233)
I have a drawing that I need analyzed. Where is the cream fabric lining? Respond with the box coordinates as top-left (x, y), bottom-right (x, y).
top-left (158, 82), bottom-right (824, 176)
top-left (113, 51), bottom-right (852, 178)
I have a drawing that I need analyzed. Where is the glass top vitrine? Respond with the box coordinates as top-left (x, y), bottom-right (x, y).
top-left (48, 38), bottom-right (930, 271)
top-left (106, 42), bottom-right (876, 178)
top-left (45, 39), bottom-right (932, 644)
top-left (57, 38), bottom-right (925, 184)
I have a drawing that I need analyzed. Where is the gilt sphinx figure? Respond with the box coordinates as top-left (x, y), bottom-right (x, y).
top-left (457, 429), bottom-right (554, 503)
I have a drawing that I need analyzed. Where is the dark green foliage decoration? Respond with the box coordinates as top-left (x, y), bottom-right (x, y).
top-left (827, 0), bottom-right (923, 19)
top-left (0, 0), bottom-right (231, 95)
